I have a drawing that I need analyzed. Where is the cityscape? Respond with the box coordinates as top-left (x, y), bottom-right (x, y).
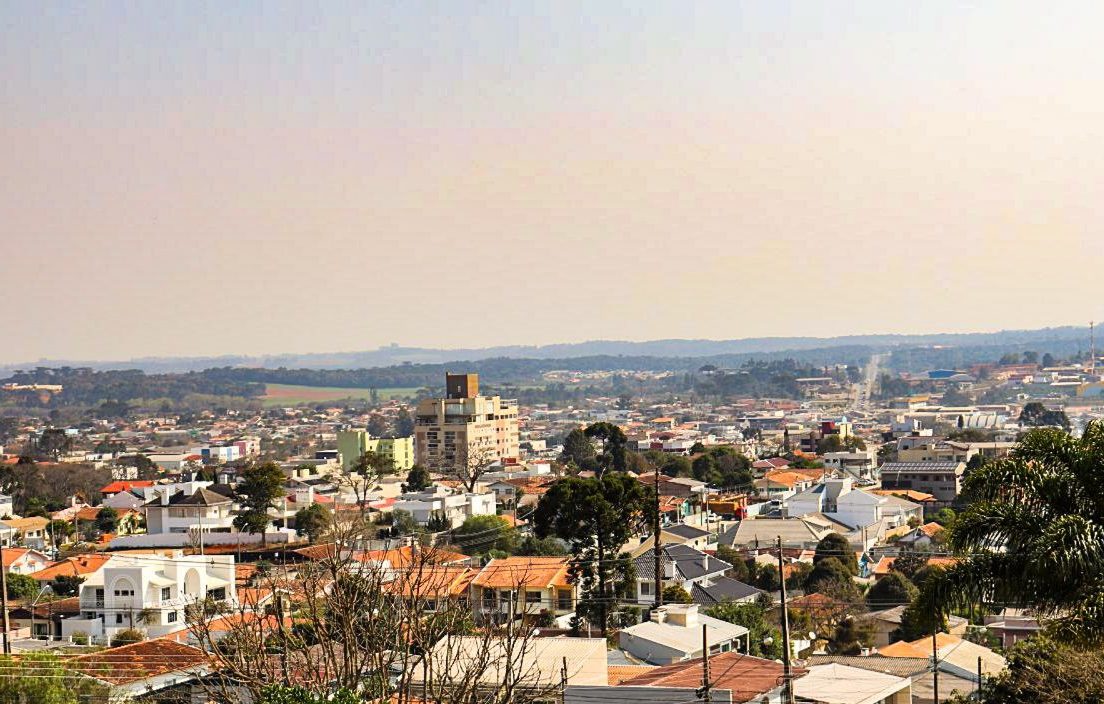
top-left (3, 2), bottom-right (1103, 704)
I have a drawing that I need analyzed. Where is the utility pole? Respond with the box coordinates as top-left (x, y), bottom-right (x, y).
top-left (654, 469), bottom-right (663, 609)
top-left (561, 655), bottom-right (568, 704)
top-left (701, 623), bottom-right (712, 703)
top-left (777, 536), bottom-right (794, 704)
top-left (932, 630), bottom-right (940, 704)
top-left (977, 655), bottom-right (983, 700)
top-left (0, 541), bottom-right (9, 654)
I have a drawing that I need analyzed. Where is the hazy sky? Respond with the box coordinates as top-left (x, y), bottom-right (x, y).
top-left (3, 2), bottom-right (1103, 363)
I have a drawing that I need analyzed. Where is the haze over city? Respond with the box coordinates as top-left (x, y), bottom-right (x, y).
top-left (3, 1), bottom-right (1103, 363)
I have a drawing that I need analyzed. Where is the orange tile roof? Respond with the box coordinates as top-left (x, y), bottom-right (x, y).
top-left (608, 665), bottom-right (655, 685)
top-left (872, 489), bottom-right (937, 502)
top-left (758, 471), bottom-right (809, 488)
top-left (1, 547), bottom-right (40, 568)
top-left (872, 555), bottom-right (958, 576)
top-left (2, 517), bottom-right (48, 531)
top-left (30, 554), bottom-right (112, 581)
top-left (384, 566), bottom-right (476, 598)
top-left (72, 639), bottom-right (211, 685)
top-left (356, 545), bottom-right (470, 567)
top-left (472, 557), bottom-right (571, 589)
top-left (100, 480), bottom-right (154, 494)
top-left (880, 632), bottom-right (961, 658)
top-left (619, 652), bottom-right (804, 701)
top-left (918, 522), bottom-right (945, 537)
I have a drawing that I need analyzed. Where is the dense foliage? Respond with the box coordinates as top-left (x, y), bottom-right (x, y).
top-left (919, 422), bottom-right (1104, 644)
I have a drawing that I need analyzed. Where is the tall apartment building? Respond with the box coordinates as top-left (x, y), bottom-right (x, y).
top-left (336, 431), bottom-right (415, 472)
top-left (414, 373), bottom-right (519, 468)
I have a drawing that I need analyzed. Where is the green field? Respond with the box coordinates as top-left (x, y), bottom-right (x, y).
top-left (262, 383), bottom-right (421, 407)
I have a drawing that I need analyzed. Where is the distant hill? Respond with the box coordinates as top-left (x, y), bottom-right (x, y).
top-left (0, 325), bottom-right (1091, 375)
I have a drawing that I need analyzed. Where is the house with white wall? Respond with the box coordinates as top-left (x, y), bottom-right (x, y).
top-left (68, 551), bottom-right (237, 643)
top-left (392, 487), bottom-right (496, 528)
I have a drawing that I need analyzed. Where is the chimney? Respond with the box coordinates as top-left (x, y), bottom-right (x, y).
top-left (663, 560), bottom-right (676, 580)
top-left (160, 489), bottom-right (170, 506)
top-left (700, 553), bottom-right (710, 571)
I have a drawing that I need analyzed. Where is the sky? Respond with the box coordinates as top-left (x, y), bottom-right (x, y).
top-left (2, 1), bottom-right (1103, 364)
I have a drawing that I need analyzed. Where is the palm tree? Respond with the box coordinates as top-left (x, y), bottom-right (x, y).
top-left (920, 422), bottom-right (1104, 644)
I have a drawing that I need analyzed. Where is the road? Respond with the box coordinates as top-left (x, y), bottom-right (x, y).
top-left (854, 352), bottom-right (886, 413)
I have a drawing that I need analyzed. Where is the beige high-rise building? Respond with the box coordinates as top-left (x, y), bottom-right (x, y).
top-left (415, 373), bottom-right (520, 468)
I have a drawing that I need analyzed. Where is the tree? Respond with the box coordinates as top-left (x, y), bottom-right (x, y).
top-left (394, 408), bottom-right (415, 437)
top-left (560, 428), bottom-right (596, 467)
top-left (785, 562), bottom-right (814, 591)
top-left (50, 575), bottom-right (85, 597)
top-left (366, 414), bottom-right (388, 437)
top-left (866, 572), bottom-right (918, 610)
top-left (691, 454), bottom-right (719, 484)
top-left (1041, 352), bottom-right (1057, 368)
top-left (918, 422), bottom-right (1104, 644)
top-left (892, 552), bottom-right (929, 580)
top-left (6, 572), bottom-right (39, 601)
top-left (233, 461), bottom-right (286, 544)
top-left (1018, 402), bottom-right (1070, 431)
top-left (932, 507), bottom-right (956, 527)
top-left (0, 652), bottom-right (107, 704)
top-left (705, 599), bottom-right (783, 660)
top-left (662, 584), bottom-right (693, 604)
top-left (716, 545), bottom-right (750, 582)
top-left (814, 533), bottom-right (857, 575)
top-left (452, 515), bottom-right (517, 556)
top-left (754, 563), bottom-right (781, 592)
top-left (804, 557), bottom-right (859, 600)
top-left (827, 616), bottom-right (875, 655)
top-left (583, 422), bottom-right (627, 476)
top-left (534, 474), bottom-right (653, 635)
top-left (403, 464), bottom-right (431, 493)
top-left (35, 428), bottom-right (72, 461)
top-left (94, 506), bottom-right (118, 533)
top-left (892, 600), bottom-right (947, 642)
top-left (947, 636), bottom-right (1104, 704)
top-left (110, 627), bottom-right (145, 647)
top-left (515, 535), bottom-right (568, 557)
top-left (294, 503), bottom-right (332, 543)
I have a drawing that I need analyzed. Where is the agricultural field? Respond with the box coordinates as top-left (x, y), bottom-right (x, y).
top-left (262, 383), bottom-right (421, 407)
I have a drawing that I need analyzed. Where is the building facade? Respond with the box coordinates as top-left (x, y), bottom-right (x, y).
top-left (414, 373), bottom-right (520, 468)
top-left (337, 430), bottom-right (415, 472)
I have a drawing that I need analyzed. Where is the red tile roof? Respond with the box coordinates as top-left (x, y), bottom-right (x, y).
top-left (30, 554), bottom-right (112, 581)
top-left (100, 480), bottom-right (154, 494)
top-left (72, 639), bottom-right (211, 685)
top-left (618, 652), bottom-right (804, 701)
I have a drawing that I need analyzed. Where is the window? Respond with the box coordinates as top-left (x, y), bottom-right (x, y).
top-left (113, 589), bottom-right (133, 597)
top-left (209, 588), bottom-right (226, 601)
top-left (161, 587), bottom-right (171, 601)
top-left (167, 611), bottom-right (178, 623)
top-left (640, 581), bottom-right (653, 595)
top-left (526, 591), bottom-right (542, 605)
top-left (424, 599), bottom-right (437, 612)
top-left (115, 614), bottom-right (123, 624)
top-left (557, 590), bottom-right (573, 610)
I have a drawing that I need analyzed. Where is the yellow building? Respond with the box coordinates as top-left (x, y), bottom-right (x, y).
top-left (414, 373), bottom-right (520, 468)
top-left (337, 430), bottom-right (415, 472)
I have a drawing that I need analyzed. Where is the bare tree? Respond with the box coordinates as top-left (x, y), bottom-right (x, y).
top-left (426, 444), bottom-right (498, 493)
top-left (186, 510), bottom-right (572, 703)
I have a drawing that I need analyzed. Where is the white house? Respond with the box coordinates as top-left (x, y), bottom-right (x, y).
top-left (619, 604), bottom-right (750, 665)
top-left (392, 487), bottom-right (496, 528)
top-left (1, 547), bottom-right (51, 575)
top-left (143, 486), bottom-right (237, 535)
top-left (69, 551), bottom-right (238, 643)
